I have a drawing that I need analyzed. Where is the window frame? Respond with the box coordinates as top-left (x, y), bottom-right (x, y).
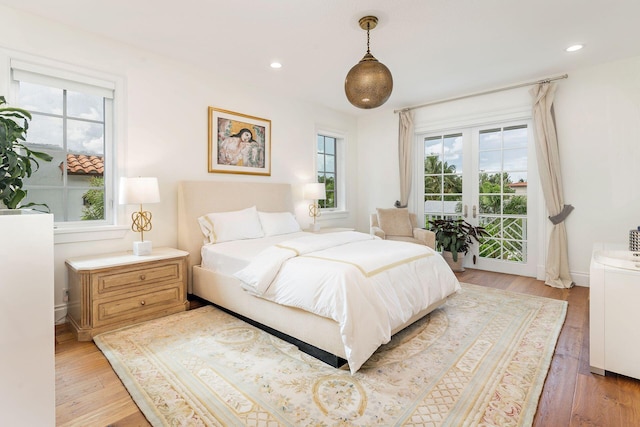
top-left (5, 54), bottom-right (127, 243)
top-left (315, 128), bottom-right (347, 216)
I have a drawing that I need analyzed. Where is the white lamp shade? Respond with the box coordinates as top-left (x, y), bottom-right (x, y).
top-left (304, 182), bottom-right (326, 200)
top-left (119, 177), bottom-right (160, 205)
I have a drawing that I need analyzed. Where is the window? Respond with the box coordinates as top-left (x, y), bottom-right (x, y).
top-left (316, 134), bottom-right (337, 209)
top-left (11, 60), bottom-right (115, 226)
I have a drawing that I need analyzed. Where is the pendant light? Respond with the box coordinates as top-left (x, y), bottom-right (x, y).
top-left (344, 16), bottom-right (393, 109)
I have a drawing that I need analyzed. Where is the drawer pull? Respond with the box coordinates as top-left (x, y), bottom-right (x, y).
top-left (140, 274), bottom-right (146, 280)
top-left (140, 300), bottom-right (146, 306)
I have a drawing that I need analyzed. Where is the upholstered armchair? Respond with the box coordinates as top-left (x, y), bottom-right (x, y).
top-left (370, 208), bottom-right (436, 249)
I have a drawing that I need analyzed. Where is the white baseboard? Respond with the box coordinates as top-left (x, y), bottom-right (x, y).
top-left (54, 304), bottom-right (68, 325)
top-left (571, 270), bottom-right (589, 287)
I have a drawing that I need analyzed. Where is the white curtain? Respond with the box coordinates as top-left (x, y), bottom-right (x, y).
top-left (396, 110), bottom-right (414, 208)
top-left (530, 82), bottom-right (574, 288)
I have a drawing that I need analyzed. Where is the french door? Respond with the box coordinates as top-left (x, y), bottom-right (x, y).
top-left (417, 121), bottom-right (538, 277)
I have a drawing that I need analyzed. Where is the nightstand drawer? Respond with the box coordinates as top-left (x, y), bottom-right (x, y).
top-left (93, 260), bottom-right (183, 297)
top-left (94, 285), bottom-right (183, 327)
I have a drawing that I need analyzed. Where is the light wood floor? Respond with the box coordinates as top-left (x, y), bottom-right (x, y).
top-left (55, 269), bottom-right (640, 426)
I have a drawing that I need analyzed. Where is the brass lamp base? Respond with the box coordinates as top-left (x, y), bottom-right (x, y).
top-left (308, 202), bottom-right (321, 232)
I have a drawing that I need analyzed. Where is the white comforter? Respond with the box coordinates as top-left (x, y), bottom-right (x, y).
top-left (234, 231), bottom-right (460, 373)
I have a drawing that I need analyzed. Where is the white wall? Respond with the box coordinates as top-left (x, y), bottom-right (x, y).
top-left (0, 5), bottom-right (358, 322)
top-left (555, 56), bottom-right (640, 284)
top-left (358, 57), bottom-right (640, 286)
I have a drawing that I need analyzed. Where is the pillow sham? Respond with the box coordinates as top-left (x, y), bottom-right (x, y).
top-left (197, 206), bottom-right (264, 244)
top-left (258, 211), bottom-right (301, 236)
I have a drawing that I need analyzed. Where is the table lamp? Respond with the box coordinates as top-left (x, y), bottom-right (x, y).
top-left (119, 177), bottom-right (160, 255)
top-left (304, 182), bottom-right (326, 232)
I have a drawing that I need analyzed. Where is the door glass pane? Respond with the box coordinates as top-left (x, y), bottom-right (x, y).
top-left (503, 148), bottom-right (527, 171)
top-left (478, 150), bottom-right (501, 172)
top-left (424, 195), bottom-right (442, 218)
top-left (444, 195), bottom-right (462, 214)
top-left (479, 194), bottom-right (501, 214)
top-left (479, 128), bottom-right (501, 150)
top-left (425, 137), bottom-right (442, 158)
top-left (477, 125), bottom-right (528, 263)
top-left (443, 174), bottom-right (462, 193)
top-left (423, 133), bottom-right (462, 227)
top-left (443, 134), bottom-right (463, 173)
top-left (503, 126), bottom-right (527, 148)
top-left (425, 175), bottom-right (441, 193)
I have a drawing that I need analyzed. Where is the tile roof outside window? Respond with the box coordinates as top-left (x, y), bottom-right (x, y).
top-left (60, 154), bottom-right (104, 176)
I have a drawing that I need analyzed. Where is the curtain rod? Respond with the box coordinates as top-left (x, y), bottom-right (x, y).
top-left (394, 73), bottom-right (568, 113)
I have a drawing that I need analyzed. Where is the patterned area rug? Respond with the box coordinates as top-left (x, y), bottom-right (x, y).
top-left (94, 283), bottom-right (567, 426)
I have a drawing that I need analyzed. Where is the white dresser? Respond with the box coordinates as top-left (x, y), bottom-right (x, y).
top-left (590, 242), bottom-right (640, 380)
top-left (0, 210), bottom-right (55, 426)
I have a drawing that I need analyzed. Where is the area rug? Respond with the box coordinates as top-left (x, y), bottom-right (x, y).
top-left (94, 283), bottom-right (567, 426)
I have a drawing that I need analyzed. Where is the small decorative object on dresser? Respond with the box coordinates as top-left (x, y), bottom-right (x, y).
top-left (65, 247), bottom-right (189, 341)
top-left (119, 176), bottom-right (161, 256)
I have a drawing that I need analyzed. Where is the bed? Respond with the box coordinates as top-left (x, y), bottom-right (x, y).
top-left (177, 181), bottom-right (460, 373)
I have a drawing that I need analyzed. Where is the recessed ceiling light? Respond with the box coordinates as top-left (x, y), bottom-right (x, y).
top-left (270, 62), bottom-right (282, 69)
top-left (565, 44), bottom-right (584, 52)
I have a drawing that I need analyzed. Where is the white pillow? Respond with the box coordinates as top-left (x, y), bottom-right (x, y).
top-left (197, 206), bottom-right (264, 244)
top-left (258, 211), bottom-right (301, 236)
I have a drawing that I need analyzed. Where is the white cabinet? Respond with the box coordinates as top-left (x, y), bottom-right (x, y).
top-left (0, 210), bottom-right (55, 426)
top-left (590, 242), bottom-right (640, 380)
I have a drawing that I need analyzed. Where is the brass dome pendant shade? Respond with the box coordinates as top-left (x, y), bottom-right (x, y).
top-left (345, 16), bottom-right (393, 109)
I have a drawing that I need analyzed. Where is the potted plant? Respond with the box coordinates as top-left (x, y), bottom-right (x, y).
top-left (0, 96), bottom-right (52, 209)
top-left (430, 218), bottom-right (488, 272)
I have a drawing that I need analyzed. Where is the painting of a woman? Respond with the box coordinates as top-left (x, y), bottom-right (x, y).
top-left (218, 127), bottom-right (265, 168)
top-left (209, 107), bottom-right (271, 175)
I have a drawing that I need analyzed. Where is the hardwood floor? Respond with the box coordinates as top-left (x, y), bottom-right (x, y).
top-left (55, 269), bottom-right (640, 426)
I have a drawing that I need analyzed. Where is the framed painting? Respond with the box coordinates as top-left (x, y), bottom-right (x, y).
top-left (208, 107), bottom-right (271, 176)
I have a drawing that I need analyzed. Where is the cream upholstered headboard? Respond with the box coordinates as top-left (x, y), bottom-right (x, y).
top-left (177, 181), bottom-right (294, 286)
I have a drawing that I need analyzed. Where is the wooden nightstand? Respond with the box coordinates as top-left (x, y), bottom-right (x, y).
top-left (66, 247), bottom-right (189, 341)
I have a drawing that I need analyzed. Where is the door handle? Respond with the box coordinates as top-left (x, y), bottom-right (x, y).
top-left (472, 205), bottom-right (477, 218)
top-left (463, 205), bottom-right (468, 218)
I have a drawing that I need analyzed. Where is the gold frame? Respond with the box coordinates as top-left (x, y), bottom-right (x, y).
top-left (208, 107), bottom-right (271, 176)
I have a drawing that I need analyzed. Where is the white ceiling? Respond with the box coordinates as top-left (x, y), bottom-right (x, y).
top-left (3, 0), bottom-right (640, 115)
